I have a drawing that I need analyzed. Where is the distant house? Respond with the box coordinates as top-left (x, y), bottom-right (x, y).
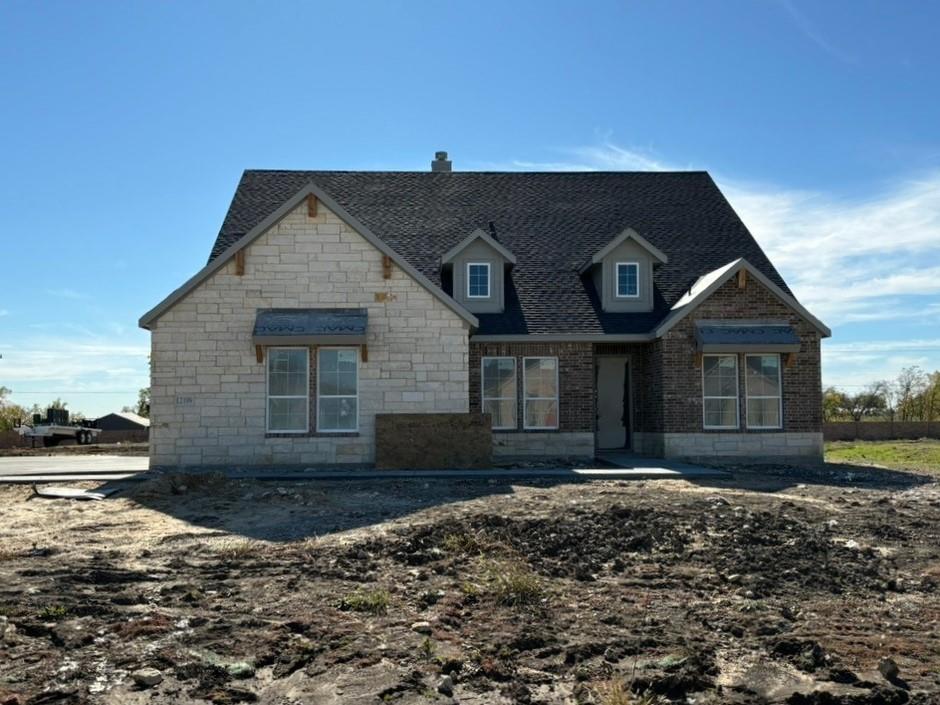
top-left (140, 152), bottom-right (829, 468)
top-left (94, 411), bottom-right (151, 432)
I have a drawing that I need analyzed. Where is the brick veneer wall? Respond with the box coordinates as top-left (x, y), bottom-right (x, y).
top-left (657, 276), bottom-right (823, 434)
top-left (469, 342), bottom-right (594, 432)
top-left (149, 200), bottom-right (471, 468)
top-left (375, 413), bottom-right (491, 469)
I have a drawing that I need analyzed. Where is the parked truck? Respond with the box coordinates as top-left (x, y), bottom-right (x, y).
top-left (16, 408), bottom-right (101, 447)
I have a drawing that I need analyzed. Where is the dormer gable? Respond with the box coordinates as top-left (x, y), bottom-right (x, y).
top-left (441, 228), bottom-right (515, 313)
top-left (580, 228), bottom-right (667, 313)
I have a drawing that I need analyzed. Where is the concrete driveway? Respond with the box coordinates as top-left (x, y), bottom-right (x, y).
top-left (0, 455), bottom-right (150, 481)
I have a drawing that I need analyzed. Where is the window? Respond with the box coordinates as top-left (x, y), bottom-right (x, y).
top-left (523, 357), bottom-right (559, 429)
top-left (481, 357), bottom-right (517, 429)
top-left (267, 348), bottom-right (309, 433)
top-left (746, 354), bottom-right (782, 429)
top-left (702, 354), bottom-right (739, 429)
top-left (467, 262), bottom-right (490, 298)
top-left (615, 262), bottom-right (639, 298)
top-left (317, 348), bottom-right (359, 432)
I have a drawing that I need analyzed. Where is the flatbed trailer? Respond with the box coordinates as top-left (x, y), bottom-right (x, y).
top-left (15, 407), bottom-right (101, 447)
top-left (17, 423), bottom-right (101, 447)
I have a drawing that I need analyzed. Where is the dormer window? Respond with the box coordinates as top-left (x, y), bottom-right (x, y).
top-left (615, 262), bottom-right (639, 298)
top-left (467, 262), bottom-right (491, 298)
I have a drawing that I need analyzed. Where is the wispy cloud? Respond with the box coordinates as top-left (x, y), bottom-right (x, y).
top-left (488, 141), bottom-right (940, 386)
top-left (778, 0), bottom-right (856, 64)
top-left (0, 309), bottom-right (8, 318)
top-left (45, 288), bottom-right (90, 301)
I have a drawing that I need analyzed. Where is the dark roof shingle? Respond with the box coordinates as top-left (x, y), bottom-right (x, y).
top-left (211, 170), bottom-right (790, 336)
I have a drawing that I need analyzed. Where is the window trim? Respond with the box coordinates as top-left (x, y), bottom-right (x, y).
top-left (701, 353), bottom-right (740, 431)
top-left (745, 353), bottom-right (783, 430)
top-left (481, 356), bottom-right (518, 430)
top-left (316, 346), bottom-right (360, 434)
top-left (614, 261), bottom-right (640, 299)
top-left (522, 356), bottom-right (560, 430)
top-left (466, 262), bottom-right (491, 299)
top-left (266, 346), bottom-right (310, 434)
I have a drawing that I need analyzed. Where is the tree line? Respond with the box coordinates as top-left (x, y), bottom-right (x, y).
top-left (824, 366), bottom-right (940, 423)
top-left (0, 386), bottom-right (150, 432)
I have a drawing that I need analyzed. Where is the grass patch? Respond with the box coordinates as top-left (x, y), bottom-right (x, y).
top-left (214, 538), bottom-right (265, 561)
top-left (485, 561), bottom-right (544, 606)
top-left (37, 604), bottom-right (70, 621)
top-left (826, 439), bottom-right (940, 474)
top-left (338, 588), bottom-right (390, 615)
top-left (593, 680), bottom-right (667, 705)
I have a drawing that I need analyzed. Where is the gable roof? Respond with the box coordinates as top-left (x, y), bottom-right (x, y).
top-left (201, 170), bottom-right (803, 336)
top-left (98, 411), bottom-right (151, 428)
top-left (139, 182), bottom-right (479, 329)
top-left (440, 228), bottom-right (517, 265)
top-left (655, 258), bottom-right (831, 338)
top-left (578, 227), bottom-right (668, 274)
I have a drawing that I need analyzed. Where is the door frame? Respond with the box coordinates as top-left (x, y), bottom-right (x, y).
top-left (594, 354), bottom-right (633, 450)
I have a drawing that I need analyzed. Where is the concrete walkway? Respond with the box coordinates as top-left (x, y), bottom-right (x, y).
top-left (0, 453), bottom-right (725, 483)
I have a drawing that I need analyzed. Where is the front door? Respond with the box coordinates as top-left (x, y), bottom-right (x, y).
top-left (596, 356), bottom-right (630, 449)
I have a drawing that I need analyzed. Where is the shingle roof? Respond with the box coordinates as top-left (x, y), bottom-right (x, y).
top-left (210, 170), bottom-right (792, 336)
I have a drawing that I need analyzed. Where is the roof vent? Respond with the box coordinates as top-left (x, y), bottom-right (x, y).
top-left (431, 151), bottom-right (452, 173)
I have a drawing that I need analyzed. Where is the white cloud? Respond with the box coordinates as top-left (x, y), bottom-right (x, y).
top-left (487, 141), bottom-right (940, 386)
top-left (0, 309), bottom-right (8, 318)
top-left (45, 288), bottom-right (90, 301)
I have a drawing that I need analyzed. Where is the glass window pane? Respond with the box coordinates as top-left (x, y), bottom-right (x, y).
top-left (468, 264), bottom-right (489, 297)
top-left (484, 399), bottom-right (516, 429)
top-left (318, 397), bottom-right (358, 431)
top-left (704, 398), bottom-right (736, 428)
top-left (524, 358), bottom-right (557, 398)
top-left (704, 355), bottom-right (736, 397)
top-left (747, 397), bottom-right (780, 428)
top-left (268, 397), bottom-right (307, 432)
top-left (319, 349), bottom-right (358, 396)
top-left (747, 355), bottom-right (780, 397)
top-left (525, 399), bottom-right (558, 429)
top-left (617, 263), bottom-right (638, 296)
top-left (268, 349), bottom-right (307, 396)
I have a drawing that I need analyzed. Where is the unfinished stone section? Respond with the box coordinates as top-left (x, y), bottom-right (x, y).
top-left (634, 274), bottom-right (824, 462)
top-left (374, 413), bottom-right (491, 469)
top-left (149, 201), bottom-right (471, 468)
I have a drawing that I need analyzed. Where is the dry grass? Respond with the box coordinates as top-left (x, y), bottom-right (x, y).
top-left (593, 680), bottom-right (667, 705)
top-left (213, 538), bottom-right (266, 561)
top-left (338, 588), bottom-right (390, 615)
top-left (485, 561), bottom-right (545, 606)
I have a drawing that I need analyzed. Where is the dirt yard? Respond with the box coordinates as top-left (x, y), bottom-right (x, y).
top-left (1, 462), bottom-right (938, 704)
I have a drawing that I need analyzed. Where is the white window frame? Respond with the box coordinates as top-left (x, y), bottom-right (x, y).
top-left (745, 353), bottom-right (783, 430)
top-left (702, 353), bottom-right (739, 430)
top-left (522, 356), bottom-right (560, 430)
top-left (316, 346), bottom-right (360, 433)
top-left (466, 262), bottom-right (491, 299)
top-left (266, 346), bottom-right (309, 434)
top-left (481, 356), bottom-right (517, 430)
top-left (614, 261), bottom-right (640, 298)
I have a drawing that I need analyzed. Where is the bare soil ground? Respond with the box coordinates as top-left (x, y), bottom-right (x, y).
top-left (0, 443), bottom-right (149, 458)
top-left (1, 462), bottom-right (938, 704)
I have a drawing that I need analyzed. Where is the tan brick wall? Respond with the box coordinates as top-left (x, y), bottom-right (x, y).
top-left (149, 201), bottom-right (471, 467)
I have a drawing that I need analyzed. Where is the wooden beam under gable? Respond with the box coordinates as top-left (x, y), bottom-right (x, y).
top-left (737, 269), bottom-right (747, 289)
top-left (382, 255), bottom-right (393, 279)
top-left (235, 250), bottom-right (245, 276)
top-left (307, 194), bottom-right (318, 217)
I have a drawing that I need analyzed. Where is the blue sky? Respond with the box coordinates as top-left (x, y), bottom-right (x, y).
top-left (1, 0), bottom-right (939, 416)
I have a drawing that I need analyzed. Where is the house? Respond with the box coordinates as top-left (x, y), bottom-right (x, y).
top-left (139, 152), bottom-right (829, 468)
top-left (94, 411), bottom-right (151, 432)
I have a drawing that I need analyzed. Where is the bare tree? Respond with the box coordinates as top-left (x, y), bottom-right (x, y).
top-left (846, 381), bottom-right (888, 423)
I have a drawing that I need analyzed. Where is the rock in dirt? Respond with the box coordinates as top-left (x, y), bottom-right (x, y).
top-left (132, 667), bottom-right (163, 688)
top-left (410, 620), bottom-right (432, 634)
top-left (879, 657), bottom-right (900, 681)
top-left (437, 675), bottom-right (454, 696)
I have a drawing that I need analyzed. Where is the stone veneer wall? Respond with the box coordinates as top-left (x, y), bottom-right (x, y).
top-left (634, 274), bottom-right (824, 460)
top-left (149, 201), bottom-right (471, 468)
top-left (469, 342), bottom-right (595, 458)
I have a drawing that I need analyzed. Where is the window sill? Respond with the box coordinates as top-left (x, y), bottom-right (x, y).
top-left (493, 428), bottom-right (560, 434)
top-left (265, 431), bottom-right (361, 439)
